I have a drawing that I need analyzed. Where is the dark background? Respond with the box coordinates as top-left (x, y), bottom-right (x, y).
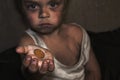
top-left (0, 0), bottom-right (120, 52)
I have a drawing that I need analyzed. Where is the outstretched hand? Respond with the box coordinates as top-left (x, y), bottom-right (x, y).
top-left (16, 45), bottom-right (54, 75)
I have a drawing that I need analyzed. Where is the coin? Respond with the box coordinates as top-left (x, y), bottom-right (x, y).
top-left (34, 49), bottom-right (45, 59)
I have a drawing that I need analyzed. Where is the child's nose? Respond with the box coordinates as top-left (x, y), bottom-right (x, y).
top-left (39, 7), bottom-right (49, 18)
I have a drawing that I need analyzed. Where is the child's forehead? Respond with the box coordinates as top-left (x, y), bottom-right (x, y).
top-left (23, 0), bottom-right (64, 2)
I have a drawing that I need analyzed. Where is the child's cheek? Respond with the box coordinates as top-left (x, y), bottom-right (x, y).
top-left (26, 12), bottom-right (38, 20)
top-left (51, 12), bottom-right (62, 22)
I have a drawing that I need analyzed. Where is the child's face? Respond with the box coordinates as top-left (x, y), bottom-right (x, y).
top-left (22, 0), bottom-right (65, 34)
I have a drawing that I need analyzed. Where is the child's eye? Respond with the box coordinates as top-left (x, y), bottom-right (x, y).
top-left (48, 2), bottom-right (59, 9)
top-left (25, 3), bottom-right (39, 11)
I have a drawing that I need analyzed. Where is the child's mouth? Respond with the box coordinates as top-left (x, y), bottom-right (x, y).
top-left (39, 23), bottom-right (52, 27)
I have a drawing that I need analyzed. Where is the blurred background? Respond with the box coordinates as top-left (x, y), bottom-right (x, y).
top-left (0, 0), bottom-right (120, 52)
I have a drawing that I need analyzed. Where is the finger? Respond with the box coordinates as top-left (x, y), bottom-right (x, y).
top-left (23, 55), bottom-right (32, 68)
top-left (38, 60), bottom-right (43, 67)
top-left (16, 46), bottom-right (29, 54)
top-left (39, 60), bottom-right (49, 74)
top-left (44, 51), bottom-right (53, 60)
top-left (48, 59), bottom-right (55, 72)
top-left (16, 45), bottom-right (44, 55)
top-left (28, 58), bottom-right (39, 73)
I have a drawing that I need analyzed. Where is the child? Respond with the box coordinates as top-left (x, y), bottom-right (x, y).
top-left (16, 0), bottom-right (101, 80)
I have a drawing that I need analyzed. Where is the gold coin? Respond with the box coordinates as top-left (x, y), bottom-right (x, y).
top-left (34, 49), bottom-right (45, 59)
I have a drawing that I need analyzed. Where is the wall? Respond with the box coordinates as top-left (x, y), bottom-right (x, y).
top-left (0, 0), bottom-right (25, 52)
top-left (65, 0), bottom-right (120, 32)
top-left (0, 0), bottom-right (120, 52)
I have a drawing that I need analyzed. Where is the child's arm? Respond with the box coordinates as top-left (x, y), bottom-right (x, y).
top-left (16, 45), bottom-right (54, 80)
top-left (85, 48), bottom-right (101, 80)
top-left (17, 34), bottom-right (54, 79)
top-left (19, 33), bottom-right (35, 46)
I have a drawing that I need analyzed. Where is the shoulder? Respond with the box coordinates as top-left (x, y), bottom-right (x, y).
top-left (62, 23), bottom-right (84, 41)
top-left (63, 23), bottom-right (83, 34)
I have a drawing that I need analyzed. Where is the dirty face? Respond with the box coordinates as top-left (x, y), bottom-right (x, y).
top-left (22, 0), bottom-right (66, 34)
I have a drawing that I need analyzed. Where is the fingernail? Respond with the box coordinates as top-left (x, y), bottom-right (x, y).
top-left (26, 55), bottom-right (31, 61)
top-left (46, 59), bottom-right (50, 63)
top-left (32, 59), bottom-right (37, 64)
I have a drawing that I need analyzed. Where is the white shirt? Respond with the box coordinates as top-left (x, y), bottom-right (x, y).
top-left (26, 24), bottom-right (90, 80)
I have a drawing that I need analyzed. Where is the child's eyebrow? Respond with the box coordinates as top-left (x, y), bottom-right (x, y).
top-left (23, 0), bottom-right (40, 5)
top-left (48, 0), bottom-right (63, 4)
top-left (24, 0), bottom-right (37, 2)
top-left (49, 0), bottom-right (61, 2)
top-left (24, 0), bottom-right (40, 3)
top-left (23, 0), bottom-right (63, 4)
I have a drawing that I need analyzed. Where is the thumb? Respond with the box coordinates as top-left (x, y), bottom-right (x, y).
top-left (16, 46), bottom-right (28, 54)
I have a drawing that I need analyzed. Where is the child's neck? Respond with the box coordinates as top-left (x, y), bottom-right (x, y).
top-left (39, 28), bottom-right (61, 40)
